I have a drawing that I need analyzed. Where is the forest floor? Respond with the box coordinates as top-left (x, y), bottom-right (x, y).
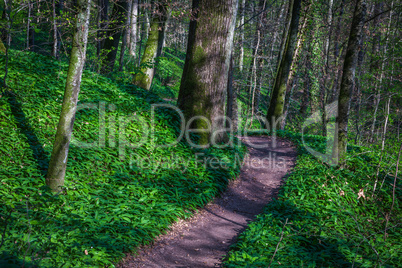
top-left (118, 136), bottom-right (297, 267)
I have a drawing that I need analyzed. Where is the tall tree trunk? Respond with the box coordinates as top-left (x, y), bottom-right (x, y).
top-left (370, 1), bottom-right (393, 143)
top-left (330, 0), bottom-right (345, 102)
top-left (266, 0), bottom-right (301, 130)
top-left (247, 28), bottom-right (261, 121)
top-left (52, 0), bottom-right (57, 57)
top-left (226, 52), bottom-right (238, 132)
top-left (100, 0), bottom-right (128, 74)
top-left (238, 0), bottom-right (245, 72)
top-left (366, 2), bottom-right (381, 113)
top-left (299, 44), bottom-right (312, 116)
top-left (245, 0), bottom-right (265, 96)
top-left (320, 0), bottom-right (334, 136)
top-left (332, 0), bottom-right (366, 163)
top-left (129, 0), bottom-right (138, 57)
top-left (177, 0), bottom-right (238, 145)
top-left (52, 0), bottom-right (63, 58)
top-left (281, 2), bottom-right (310, 129)
top-left (137, 17), bottom-right (145, 66)
top-left (97, 0), bottom-right (109, 57)
top-left (46, 0), bottom-right (92, 192)
top-left (27, 0), bottom-right (32, 50)
top-left (2, 0), bottom-right (12, 88)
top-left (27, 0), bottom-right (35, 51)
top-left (132, 0), bottom-right (171, 90)
top-left (156, 6), bottom-right (171, 58)
top-left (119, 0), bottom-right (133, 71)
top-left (246, 0), bottom-right (266, 120)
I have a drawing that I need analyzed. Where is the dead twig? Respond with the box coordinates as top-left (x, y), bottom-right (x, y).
top-left (268, 218), bottom-right (288, 268)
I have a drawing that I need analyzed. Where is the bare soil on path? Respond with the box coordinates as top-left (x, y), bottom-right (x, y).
top-left (118, 136), bottom-right (297, 268)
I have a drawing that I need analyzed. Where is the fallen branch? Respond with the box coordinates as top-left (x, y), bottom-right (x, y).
top-left (268, 218), bottom-right (288, 268)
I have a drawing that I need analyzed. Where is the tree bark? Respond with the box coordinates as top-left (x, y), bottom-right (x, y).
top-left (46, 0), bottom-right (92, 192)
top-left (27, 0), bottom-right (35, 51)
top-left (27, 0), bottom-right (32, 50)
top-left (132, 0), bottom-right (171, 90)
top-left (238, 0), bottom-right (245, 72)
top-left (249, 0), bottom-right (267, 121)
top-left (100, 0), bottom-right (128, 74)
top-left (129, 0), bottom-right (138, 57)
top-left (299, 48), bottom-right (312, 116)
top-left (329, 0), bottom-right (345, 102)
top-left (226, 52), bottom-right (238, 132)
top-left (177, 0), bottom-right (238, 145)
top-left (281, 1), bottom-right (310, 129)
top-left (332, 0), bottom-right (366, 163)
top-left (119, 0), bottom-right (133, 71)
top-left (2, 0), bottom-right (12, 88)
top-left (266, 0), bottom-right (301, 130)
top-left (52, 0), bottom-right (63, 58)
top-left (370, 1), bottom-right (393, 143)
top-left (97, 0), bottom-right (109, 57)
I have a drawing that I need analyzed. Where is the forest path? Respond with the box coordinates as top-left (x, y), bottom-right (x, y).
top-left (118, 136), bottom-right (297, 268)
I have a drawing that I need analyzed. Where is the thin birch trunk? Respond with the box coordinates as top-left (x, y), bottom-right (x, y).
top-left (239, 0), bottom-right (245, 72)
top-left (52, 0), bottom-right (57, 57)
top-left (370, 1), bottom-right (393, 143)
top-left (129, 0), bottom-right (138, 57)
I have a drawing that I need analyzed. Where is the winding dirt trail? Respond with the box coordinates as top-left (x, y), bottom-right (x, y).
top-left (118, 136), bottom-right (297, 268)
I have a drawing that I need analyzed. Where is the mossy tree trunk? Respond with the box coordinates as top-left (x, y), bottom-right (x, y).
top-left (280, 1), bottom-right (310, 129)
top-left (332, 0), bottom-right (366, 163)
top-left (177, 0), bottom-right (238, 145)
top-left (265, 0), bottom-right (301, 129)
top-left (100, 0), bottom-right (128, 74)
top-left (46, 0), bottom-right (91, 192)
top-left (132, 0), bottom-right (170, 90)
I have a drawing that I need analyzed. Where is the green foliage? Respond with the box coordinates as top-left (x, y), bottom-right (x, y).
top-left (152, 48), bottom-right (185, 99)
top-left (223, 130), bottom-right (401, 267)
top-left (0, 50), bottom-right (246, 267)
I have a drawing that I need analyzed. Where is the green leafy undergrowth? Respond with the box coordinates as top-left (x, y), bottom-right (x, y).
top-left (151, 47), bottom-right (185, 99)
top-left (223, 130), bottom-right (401, 267)
top-left (0, 50), bottom-right (246, 267)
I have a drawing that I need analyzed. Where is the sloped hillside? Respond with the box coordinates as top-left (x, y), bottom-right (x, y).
top-left (0, 51), bottom-right (245, 267)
